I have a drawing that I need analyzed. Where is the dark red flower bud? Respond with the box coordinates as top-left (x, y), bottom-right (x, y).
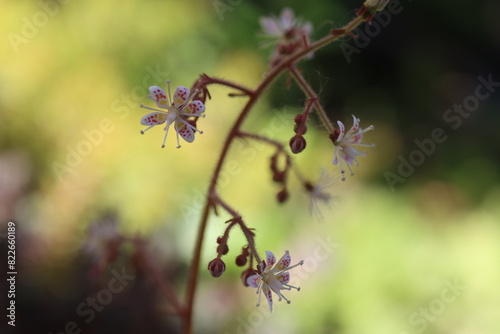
top-left (294, 114), bottom-right (303, 123)
top-left (277, 188), bottom-right (289, 203)
top-left (289, 135), bottom-right (307, 154)
top-left (217, 243), bottom-right (229, 255)
top-left (236, 254), bottom-right (248, 267)
top-left (216, 236), bottom-right (223, 244)
top-left (273, 170), bottom-right (286, 183)
top-left (208, 258), bottom-right (226, 278)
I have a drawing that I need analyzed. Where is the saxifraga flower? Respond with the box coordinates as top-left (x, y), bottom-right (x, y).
top-left (139, 81), bottom-right (205, 148)
top-left (246, 250), bottom-right (303, 312)
top-left (330, 115), bottom-right (374, 181)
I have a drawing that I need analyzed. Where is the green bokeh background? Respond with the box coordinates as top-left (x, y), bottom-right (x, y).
top-left (1, 0), bottom-right (499, 333)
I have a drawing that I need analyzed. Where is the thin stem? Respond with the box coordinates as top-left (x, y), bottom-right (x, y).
top-left (200, 75), bottom-right (256, 97)
top-left (182, 13), bottom-right (369, 334)
top-left (237, 131), bottom-right (285, 151)
top-left (213, 194), bottom-right (262, 265)
top-left (288, 66), bottom-right (336, 134)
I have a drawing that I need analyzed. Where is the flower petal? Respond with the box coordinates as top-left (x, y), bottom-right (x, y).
top-left (173, 86), bottom-right (190, 107)
top-left (246, 274), bottom-right (262, 288)
top-left (260, 16), bottom-right (281, 36)
top-left (275, 250), bottom-right (291, 271)
top-left (175, 119), bottom-right (194, 143)
top-left (280, 8), bottom-right (295, 30)
top-left (347, 115), bottom-right (360, 135)
top-left (263, 284), bottom-right (273, 312)
top-left (265, 251), bottom-right (277, 270)
top-left (276, 271), bottom-right (290, 285)
top-left (336, 121), bottom-right (345, 142)
top-left (140, 112), bottom-right (167, 126)
top-left (351, 133), bottom-right (363, 144)
top-left (183, 100), bottom-right (205, 115)
top-left (302, 21), bottom-right (313, 36)
top-left (149, 86), bottom-right (169, 108)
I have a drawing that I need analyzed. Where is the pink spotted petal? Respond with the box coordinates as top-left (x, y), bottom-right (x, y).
top-left (141, 112), bottom-right (167, 126)
top-left (173, 86), bottom-right (190, 107)
top-left (352, 133), bottom-right (363, 144)
top-left (276, 272), bottom-right (290, 285)
top-left (246, 274), bottom-right (262, 288)
top-left (336, 121), bottom-right (345, 142)
top-left (265, 251), bottom-right (277, 270)
top-left (175, 119), bottom-right (194, 143)
top-left (149, 86), bottom-right (169, 108)
top-left (275, 250), bottom-right (291, 271)
top-left (184, 100), bottom-right (205, 115)
top-left (263, 284), bottom-right (273, 312)
top-left (347, 115), bottom-right (360, 135)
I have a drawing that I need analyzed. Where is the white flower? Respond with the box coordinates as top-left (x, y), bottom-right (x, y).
top-left (260, 8), bottom-right (312, 42)
top-left (332, 115), bottom-right (374, 181)
top-left (246, 250), bottom-right (303, 312)
top-left (140, 81), bottom-right (205, 148)
top-left (259, 8), bottom-right (313, 68)
top-left (306, 169), bottom-right (336, 220)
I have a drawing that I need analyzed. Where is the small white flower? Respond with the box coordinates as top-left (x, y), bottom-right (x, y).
top-left (259, 8), bottom-right (313, 68)
top-left (260, 8), bottom-right (312, 42)
top-left (332, 115), bottom-right (374, 181)
top-left (140, 81), bottom-right (205, 148)
top-left (246, 250), bottom-right (303, 312)
top-left (306, 169), bottom-right (336, 220)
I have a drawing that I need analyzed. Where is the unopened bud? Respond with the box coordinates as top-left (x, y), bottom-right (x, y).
top-left (236, 254), bottom-right (248, 267)
top-left (364, 0), bottom-right (390, 11)
top-left (208, 258), bottom-right (226, 278)
top-left (273, 170), bottom-right (286, 183)
top-left (294, 114), bottom-right (303, 123)
top-left (289, 135), bottom-right (307, 154)
top-left (277, 188), bottom-right (289, 203)
top-left (217, 243), bottom-right (229, 255)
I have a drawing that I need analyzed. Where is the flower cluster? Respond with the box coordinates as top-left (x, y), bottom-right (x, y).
top-left (134, 4), bottom-right (383, 319)
top-left (139, 81), bottom-right (205, 148)
top-left (247, 250), bottom-right (303, 312)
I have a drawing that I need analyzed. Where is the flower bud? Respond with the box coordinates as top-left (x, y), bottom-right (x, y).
top-left (208, 258), bottom-right (226, 278)
top-left (294, 114), bottom-right (303, 123)
top-left (217, 243), bottom-right (229, 255)
top-left (236, 254), bottom-right (248, 267)
top-left (272, 170), bottom-right (286, 183)
top-left (364, 0), bottom-right (390, 11)
top-left (277, 188), bottom-right (289, 203)
top-left (289, 135), bottom-right (307, 154)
